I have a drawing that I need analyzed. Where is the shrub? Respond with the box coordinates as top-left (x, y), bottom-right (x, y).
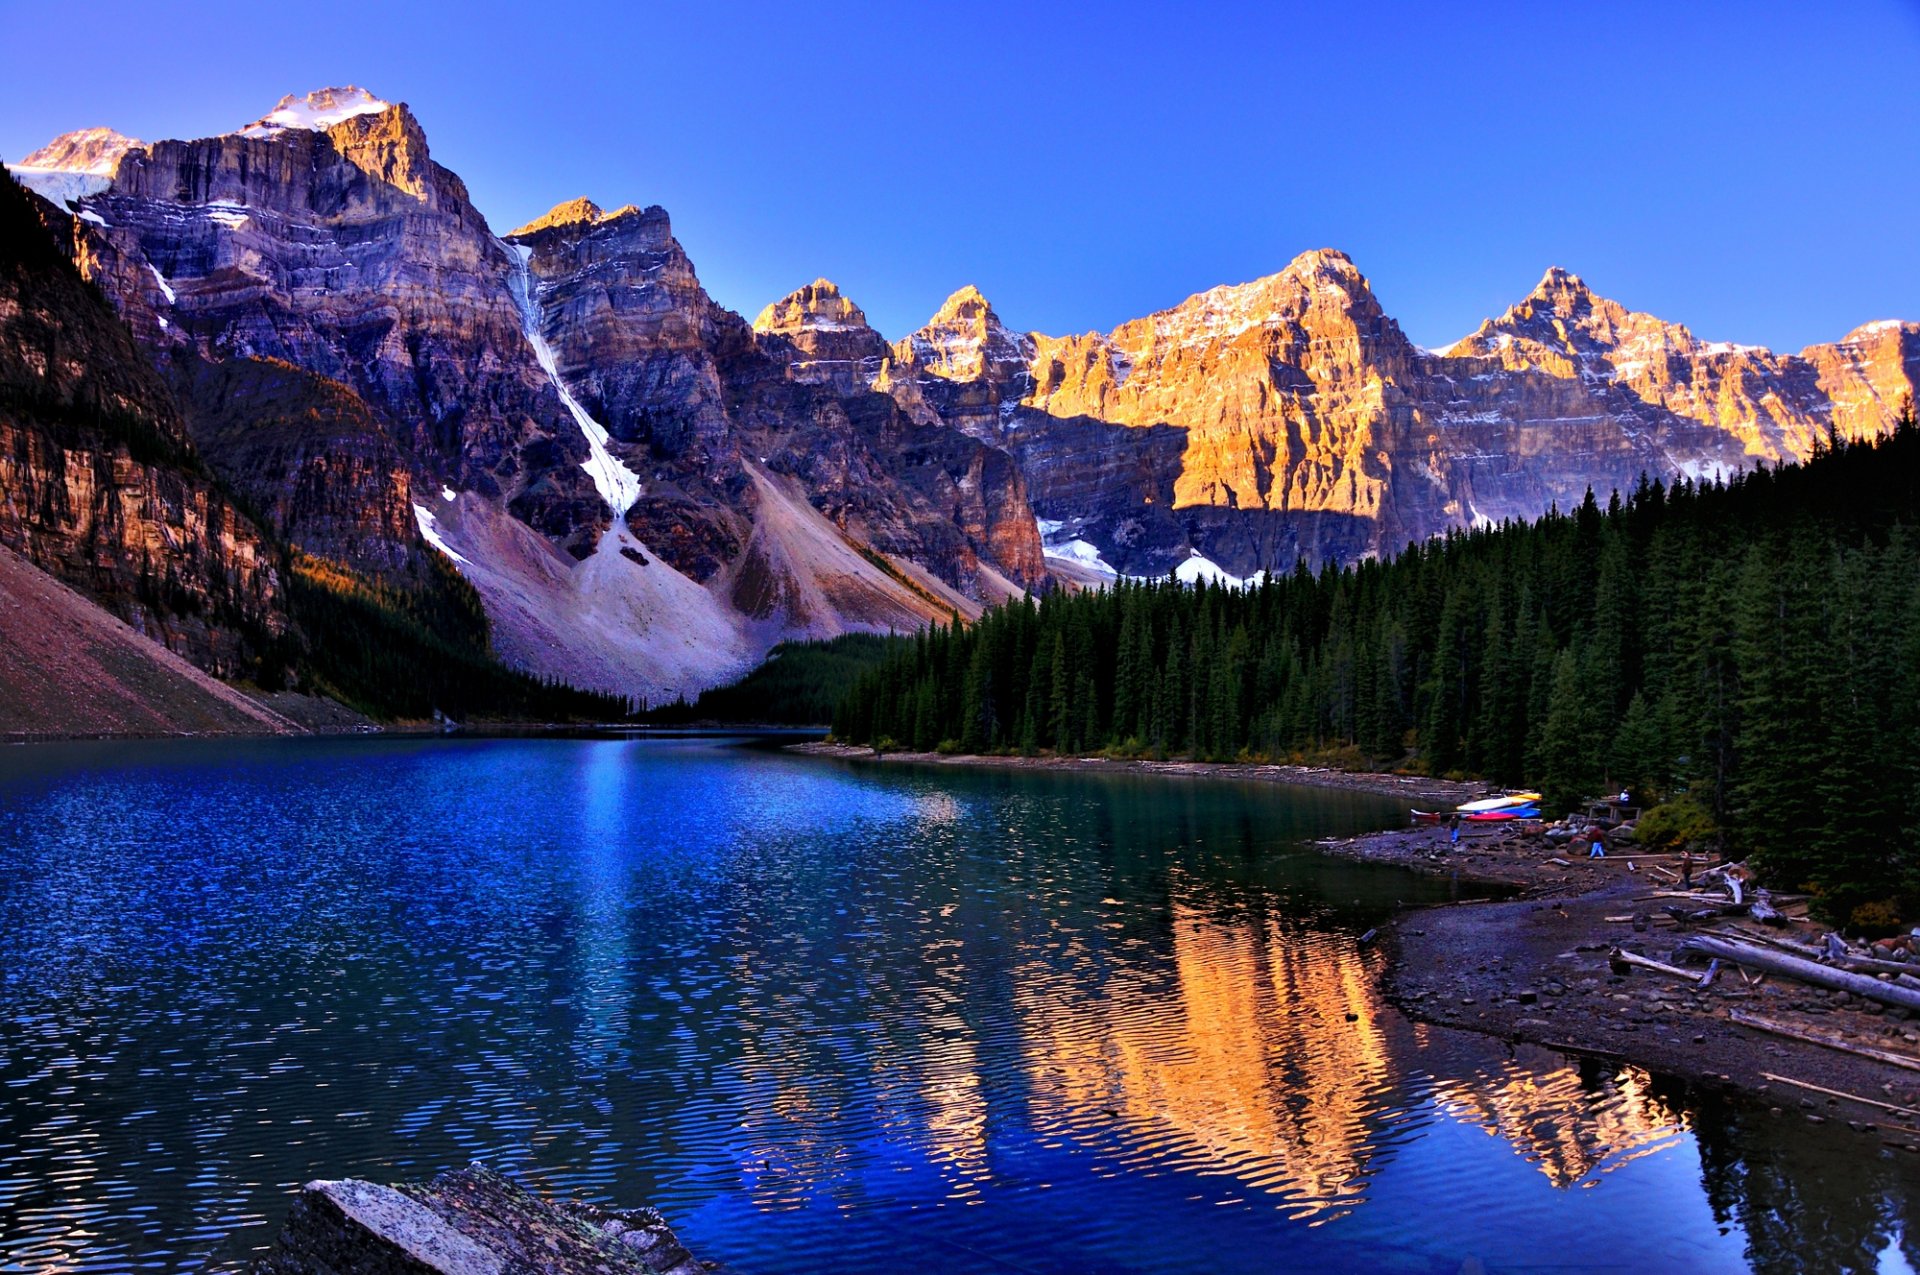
top-left (1634, 796), bottom-right (1718, 851)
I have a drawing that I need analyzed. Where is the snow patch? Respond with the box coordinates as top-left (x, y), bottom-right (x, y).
top-left (412, 503), bottom-right (471, 565)
top-left (76, 208), bottom-right (108, 227)
top-left (148, 264), bottom-right (175, 304)
top-left (204, 200), bottom-right (250, 229)
top-left (1044, 539), bottom-right (1119, 576)
top-left (501, 241), bottom-right (644, 516)
top-left (238, 87), bottom-right (390, 138)
top-left (5, 167), bottom-right (110, 206)
top-left (1173, 551), bottom-right (1262, 589)
top-left (441, 486), bottom-right (457, 503)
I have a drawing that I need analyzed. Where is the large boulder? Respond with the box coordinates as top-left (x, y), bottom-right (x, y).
top-left (251, 1164), bottom-right (713, 1275)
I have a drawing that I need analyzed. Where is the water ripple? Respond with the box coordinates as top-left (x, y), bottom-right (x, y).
top-left (0, 738), bottom-right (1914, 1272)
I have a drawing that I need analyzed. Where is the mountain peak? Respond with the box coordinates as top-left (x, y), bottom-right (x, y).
top-left (1841, 318), bottom-right (1918, 345)
top-left (1529, 265), bottom-right (1596, 302)
top-left (505, 197), bottom-right (646, 239)
top-left (902, 285), bottom-right (1032, 384)
top-left (753, 279), bottom-right (873, 336)
top-left (17, 127), bottom-right (142, 175)
top-left (1287, 247), bottom-right (1360, 276)
top-left (933, 285), bottom-right (995, 322)
top-left (238, 86), bottom-right (392, 138)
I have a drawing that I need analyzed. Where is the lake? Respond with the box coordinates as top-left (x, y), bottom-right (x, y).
top-left (0, 735), bottom-right (1915, 1273)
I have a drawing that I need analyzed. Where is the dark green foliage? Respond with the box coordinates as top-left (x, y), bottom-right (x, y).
top-left (646, 633), bottom-right (902, 725)
top-left (284, 551), bottom-right (631, 723)
top-left (1634, 796), bottom-right (1719, 851)
top-left (836, 417), bottom-right (1920, 921)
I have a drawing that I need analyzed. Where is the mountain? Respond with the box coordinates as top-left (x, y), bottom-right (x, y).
top-left (11, 90), bottom-right (1044, 703)
top-left (880, 252), bottom-right (1918, 579)
top-left (9, 86), bottom-right (1914, 701)
top-left (0, 165), bottom-right (283, 677)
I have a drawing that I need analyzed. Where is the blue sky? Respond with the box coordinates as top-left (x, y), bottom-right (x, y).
top-left (3, 0), bottom-right (1916, 350)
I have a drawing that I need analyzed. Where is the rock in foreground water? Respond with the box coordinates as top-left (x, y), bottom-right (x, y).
top-left (251, 1164), bottom-right (711, 1274)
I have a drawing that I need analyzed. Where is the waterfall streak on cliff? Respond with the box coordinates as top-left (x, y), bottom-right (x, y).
top-left (502, 243), bottom-right (643, 517)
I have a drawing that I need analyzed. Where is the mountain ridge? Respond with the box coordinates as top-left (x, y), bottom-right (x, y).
top-left (8, 87), bottom-right (1914, 697)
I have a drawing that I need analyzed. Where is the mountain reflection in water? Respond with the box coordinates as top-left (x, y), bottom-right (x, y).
top-left (0, 736), bottom-right (1918, 1273)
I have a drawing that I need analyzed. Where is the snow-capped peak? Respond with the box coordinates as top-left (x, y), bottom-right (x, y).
top-left (7, 127), bottom-right (143, 206)
top-left (238, 87), bottom-right (390, 139)
top-left (17, 127), bottom-right (142, 175)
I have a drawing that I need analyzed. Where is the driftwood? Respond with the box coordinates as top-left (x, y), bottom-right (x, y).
top-left (1701, 866), bottom-right (1746, 906)
top-left (1674, 935), bottom-right (1920, 1014)
top-left (1730, 1009), bottom-right (1920, 1073)
top-left (1610, 947), bottom-right (1698, 981)
top-left (1762, 1072), bottom-right (1920, 1118)
top-left (1735, 931), bottom-right (1920, 978)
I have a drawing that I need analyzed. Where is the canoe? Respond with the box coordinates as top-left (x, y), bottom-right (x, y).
top-left (1465, 807), bottom-right (1541, 822)
top-left (1456, 791), bottom-right (1542, 814)
top-left (1411, 809), bottom-right (1447, 823)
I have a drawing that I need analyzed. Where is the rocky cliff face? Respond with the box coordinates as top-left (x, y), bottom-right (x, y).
top-left (15, 85), bottom-right (1912, 696)
top-left (753, 278), bottom-right (890, 396)
top-left (10, 91), bottom-right (1046, 701)
top-left (879, 252), bottom-right (1919, 579)
top-left (78, 91), bottom-right (591, 538)
top-left (506, 202), bottom-right (1045, 603)
top-left (0, 170), bottom-right (282, 674)
top-left (169, 354), bottom-right (420, 578)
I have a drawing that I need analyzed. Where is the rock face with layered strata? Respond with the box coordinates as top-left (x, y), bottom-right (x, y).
top-left (879, 253), bottom-right (1919, 579)
top-left (14, 84), bottom-right (1913, 697)
top-left (507, 202), bottom-right (1045, 601)
top-left (752, 278), bottom-right (890, 395)
top-left (0, 171), bottom-right (282, 674)
top-left (9, 92), bottom-right (1047, 701)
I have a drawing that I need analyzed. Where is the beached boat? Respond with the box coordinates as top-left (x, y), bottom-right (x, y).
top-left (1464, 806), bottom-right (1541, 822)
top-left (1455, 791), bottom-right (1542, 814)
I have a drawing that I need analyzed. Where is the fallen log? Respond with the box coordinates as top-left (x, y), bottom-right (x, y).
top-left (1730, 1009), bottom-right (1920, 1073)
top-left (1610, 947), bottom-right (1699, 981)
top-left (1762, 1072), bottom-right (1920, 1118)
top-left (1708, 928), bottom-right (1920, 976)
top-left (1675, 935), bottom-right (1920, 1014)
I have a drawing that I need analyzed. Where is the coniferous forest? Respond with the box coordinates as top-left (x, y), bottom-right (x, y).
top-left (645, 633), bottom-right (899, 725)
top-left (835, 417), bottom-right (1920, 923)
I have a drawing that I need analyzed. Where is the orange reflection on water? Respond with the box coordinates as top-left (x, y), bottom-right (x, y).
top-left (1429, 1059), bottom-right (1689, 1189)
top-left (1015, 893), bottom-right (1400, 1220)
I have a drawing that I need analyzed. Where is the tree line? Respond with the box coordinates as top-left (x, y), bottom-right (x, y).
top-left (272, 550), bottom-right (633, 723)
top-left (834, 415), bottom-right (1920, 925)
top-left (645, 633), bottom-right (899, 725)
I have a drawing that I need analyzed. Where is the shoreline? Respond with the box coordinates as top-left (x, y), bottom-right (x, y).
top-left (787, 740), bottom-right (1487, 803)
top-left (796, 742), bottom-right (1920, 1145)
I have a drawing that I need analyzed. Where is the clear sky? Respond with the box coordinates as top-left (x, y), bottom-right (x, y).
top-left (3, 0), bottom-right (1916, 350)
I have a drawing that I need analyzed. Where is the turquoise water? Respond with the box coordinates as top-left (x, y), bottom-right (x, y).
top-left (0, 735), bottom-right (1914, 1273)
